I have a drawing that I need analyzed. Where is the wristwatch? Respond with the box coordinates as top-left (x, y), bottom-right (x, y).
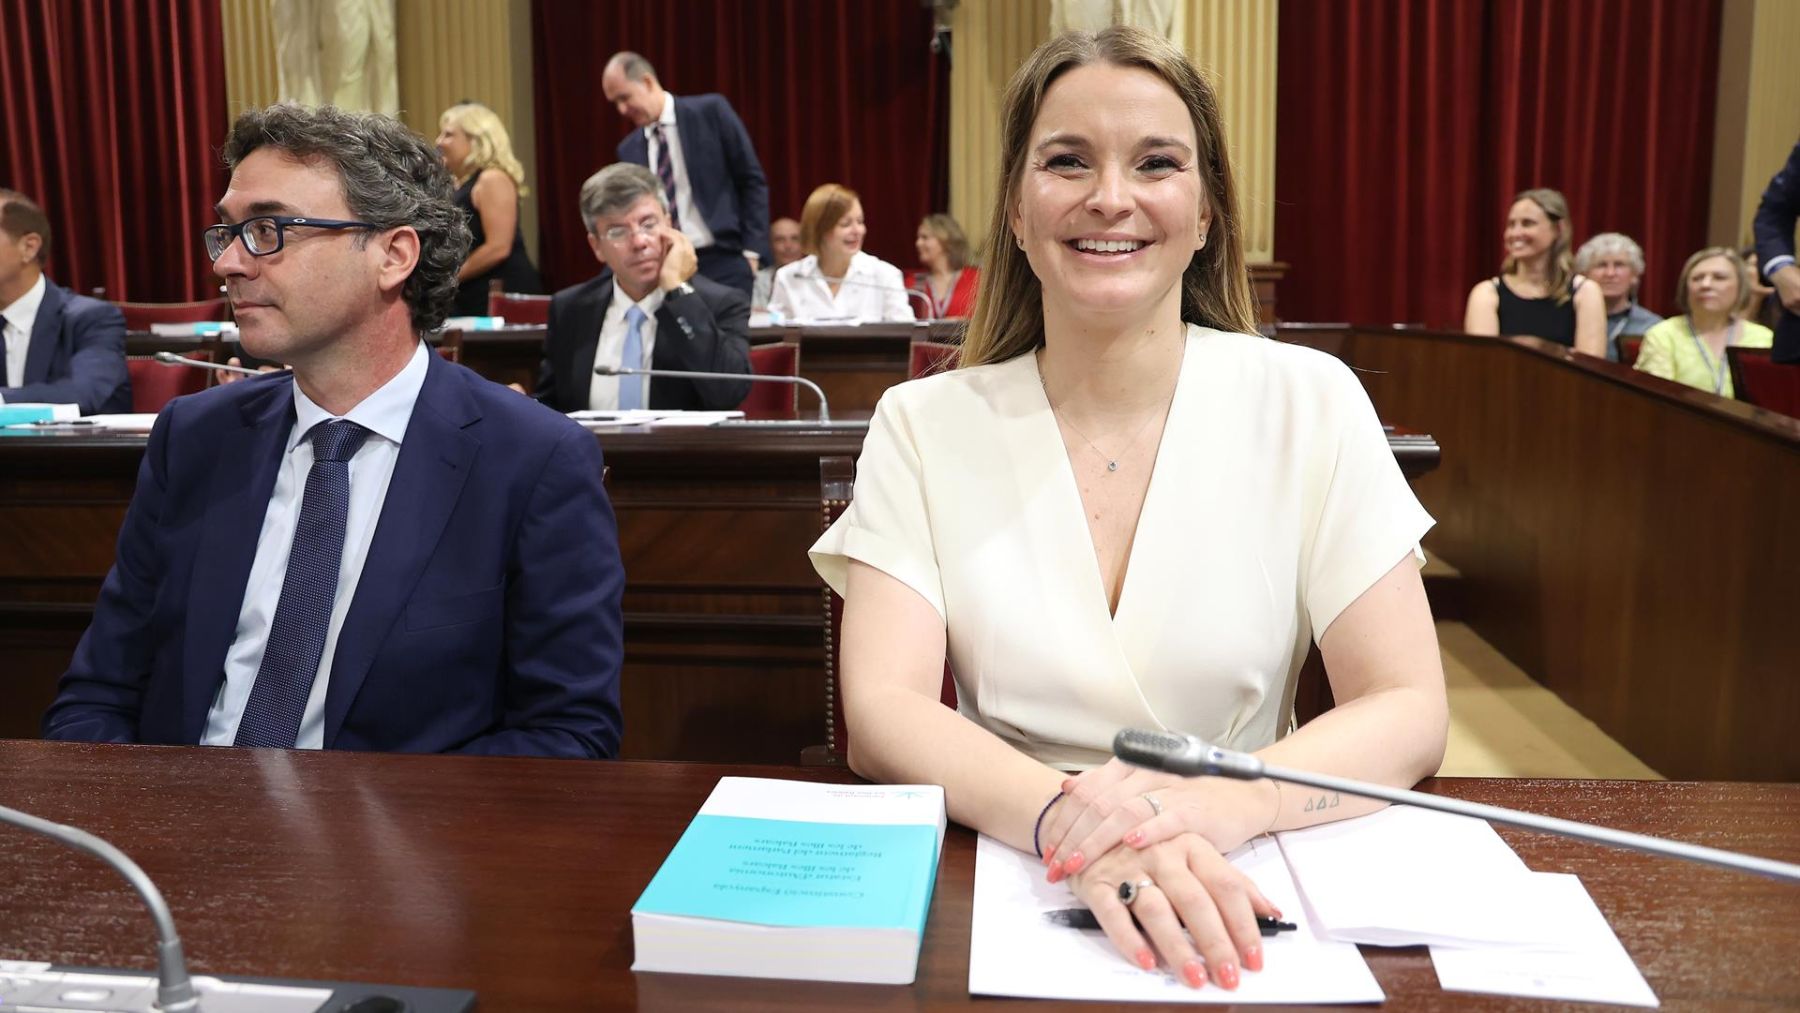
top-left (669, 281), bottom-right (696, 298)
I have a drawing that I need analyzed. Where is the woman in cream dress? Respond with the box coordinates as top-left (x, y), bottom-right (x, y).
top-left (810, 28), bottom-right (1447, 991)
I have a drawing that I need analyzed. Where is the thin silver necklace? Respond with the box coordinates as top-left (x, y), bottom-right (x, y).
top-left (1038, 355), bottom-right (1172, 474)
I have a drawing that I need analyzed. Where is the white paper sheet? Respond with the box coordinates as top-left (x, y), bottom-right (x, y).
top-left (83, 413), bottom-right (162, 432)
top-left (1277, 804), bottom-right (1578, 948)
top-left (969, 834), bottom-right (1383, 1004)
top-left (568, 409), bottom-right (743, 427)
top-left (1431, 873), bottom-right (1658, 1007)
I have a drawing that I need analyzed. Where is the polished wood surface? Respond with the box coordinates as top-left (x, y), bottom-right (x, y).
top-left (0, 423), bottom-right (1435, 763)
top-left (1278, 325), bottom-right (1800, 781)
top-left (1, 742), bottom-right (1794, 1012)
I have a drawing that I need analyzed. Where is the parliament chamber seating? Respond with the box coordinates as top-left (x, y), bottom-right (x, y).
top-left (1728, 346), bottom-right (1800, 416)
top-left (126, 339), bottom-right (219, 413)
top-left (1618, 335), bottom-right (1643, 367)
top-left (488, 288), bottom-right (552, 325)
top-left (742, 341), bottom-right (801, 420)
top-left (907, 339), bottom-right (960, 379)
top-left (112, 296), bottom-right (229, 331)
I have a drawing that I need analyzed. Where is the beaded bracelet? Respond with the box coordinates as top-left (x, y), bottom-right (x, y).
top-left (1033, 790), bottom-right (1065, 858)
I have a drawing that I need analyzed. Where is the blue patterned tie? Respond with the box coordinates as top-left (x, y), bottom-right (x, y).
top-left (619, 305), bottom-right (647, 410)
top-left (235, 419), bottom-right (372, 748)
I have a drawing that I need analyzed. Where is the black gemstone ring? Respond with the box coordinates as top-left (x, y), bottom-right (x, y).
top-left (1118, 879), bottom-right (1153, 906)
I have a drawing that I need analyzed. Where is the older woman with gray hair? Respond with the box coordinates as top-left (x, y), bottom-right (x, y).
top-left (1574, 232), bottom-right (1662, 361)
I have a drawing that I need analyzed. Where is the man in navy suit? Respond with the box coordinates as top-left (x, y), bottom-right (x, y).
top-left (536, 163), bottom-right (751, 414)
top-left (0, 190), bottom-right (131, 414)
top-left (42, 105), bottom-right (625, 758)
top-left (603, 52), bottom-right (769, 294)
top-left (1753, 138), bottom-right (1800, 364)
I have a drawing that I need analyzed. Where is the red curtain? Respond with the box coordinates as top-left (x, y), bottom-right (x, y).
top-left (1275, 0), bottom-right (1721, 327)
top-left (530, 0), bottom-right (949, 291)
top-left (0, 0), bottom-right (229, 303)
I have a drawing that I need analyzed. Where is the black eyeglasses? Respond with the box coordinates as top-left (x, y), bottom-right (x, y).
top-left (203, 216), bottom-right (377, 260)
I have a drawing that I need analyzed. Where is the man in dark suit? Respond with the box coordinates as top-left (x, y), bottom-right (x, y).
top-left (1754, 138), bottom-right (1800, 364)
top-left (603, 51), bottom-right (769, 294)
top-left (0, 190), bottom-right (131, 414)
top-left (536, 163), bottom-right (751, 413)
top-left (42, 105), bottom-right (624, 758)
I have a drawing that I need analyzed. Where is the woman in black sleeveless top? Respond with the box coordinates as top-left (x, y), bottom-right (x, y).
top-left (436, 103), bottom-right (542, 318)
top-left (1462, 188), bottom-right (1605, 355)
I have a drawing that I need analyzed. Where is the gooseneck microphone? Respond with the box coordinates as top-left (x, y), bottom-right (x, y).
top-left (0, 802), bottom-right (200, 1011)
top-left (153, 350), bottom-right (263, 376)
top-left (1113, 728), bottom-right (1800, 883)
top-left (594, 364), bottom-right (834, 423)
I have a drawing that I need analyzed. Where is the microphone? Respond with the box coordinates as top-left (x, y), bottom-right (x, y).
top-left (594, 364), bottom-right (834, 423)
top-left (153, 350), bottom-right (264, 376)
top-left (1113, 728), bottom-right (1800, 883)
top-left (1, 802), bottom-right (200, 1011)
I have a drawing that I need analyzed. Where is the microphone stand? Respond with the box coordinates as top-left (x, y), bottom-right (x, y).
top-left (1113, 729), bottom-right (1800, 883)
top-left (153, 350), bottom-right (263, 376)
top-left (0, 803), bottom-right (200, 1011)
top-left (594, 364), bottom-right (837, 424)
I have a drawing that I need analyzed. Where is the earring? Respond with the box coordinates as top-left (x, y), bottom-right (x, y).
top-left (1014, 234), bottom-right (1025, 250)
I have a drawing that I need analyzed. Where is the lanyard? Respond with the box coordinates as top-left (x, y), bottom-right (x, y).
top-left (1685, 317), bottom-right (1739, 395)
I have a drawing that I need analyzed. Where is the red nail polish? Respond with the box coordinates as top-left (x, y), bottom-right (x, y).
top-left (1135, 948), bottom-right (1156, 971)
top-left (1244, 944), bottom-right (1263, 972)
top-left (1217, 961), bottom-right (1240, 990)
top-left (1042, 845), bottom-right (1056, 865)
top-left (1062, 777), bottom-right (1076, 792)
top-left (1270, 905), bottom-right (1283, 919)
top-left (1046, 864), bottom-right (1064, 884)
top-left (1124, 829), bottom-right (1144, 847)
top-left (1063, 852), bottom-right (1085, 874)
top-left (1182, 959), bottom-right (1206, 988)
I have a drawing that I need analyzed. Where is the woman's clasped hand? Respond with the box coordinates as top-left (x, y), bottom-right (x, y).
top-left (1037, 761), bottom-right (1281, 989)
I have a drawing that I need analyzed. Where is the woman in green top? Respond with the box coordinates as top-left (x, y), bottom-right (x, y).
top-left (1634, 247), bottom-right (1773, 399)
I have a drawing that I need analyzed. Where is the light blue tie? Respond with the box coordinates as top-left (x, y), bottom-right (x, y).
top-left (619, 304), bottom-right (647, 410)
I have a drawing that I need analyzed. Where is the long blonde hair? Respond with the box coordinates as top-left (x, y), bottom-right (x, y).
top-left (439, 102), bottom-right (529, 195)
top-left (1501, 188), bottom-right (1574, 305)
top-left (959, 27), bottom-right (1258, 368)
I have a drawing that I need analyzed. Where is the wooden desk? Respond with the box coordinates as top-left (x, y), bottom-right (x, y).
top-left (1277, 326), bottom-right (1800, 782)
top-left (0, 425), bottom-right (1436, 763)
top-left (1, 742), bottom-right (1794, 1011)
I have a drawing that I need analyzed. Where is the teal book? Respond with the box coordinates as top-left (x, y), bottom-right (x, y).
top-left (631, 776), bottom-right (947, 984)
top-left (0, 403), bottom-right (80, 427)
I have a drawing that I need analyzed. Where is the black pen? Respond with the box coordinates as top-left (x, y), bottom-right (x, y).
top-left (1044, 907), bottom-right (1297, 937)
top-left (21, 419), bottom-right (96, 427)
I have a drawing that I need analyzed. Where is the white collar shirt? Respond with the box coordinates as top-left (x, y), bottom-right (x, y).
top-left (587, 279), bottom-right (666, 411)
top-left (645, 94), bottom-right (717, 250)
top-left (767, 252), bottom-right (916, 324)
top-left (1, 273), bottom-right (48, 391)
top-left (202, 340), bottom-right (431, 749)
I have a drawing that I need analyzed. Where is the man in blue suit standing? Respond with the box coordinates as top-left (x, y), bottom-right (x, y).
top-left (42, 104), bottom-right (625, 758)
top-left (1754, 138), bottom-right (1800, 364)
top-left (603, 52), bottom-right (770, 295)
top-left (0, 190), bottom-right (131, 414)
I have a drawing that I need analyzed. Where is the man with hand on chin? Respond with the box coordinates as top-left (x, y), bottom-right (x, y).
top-left (43, 104), bottom-right (625, 758)
top-left (534, 163), bottom-right (751, 413)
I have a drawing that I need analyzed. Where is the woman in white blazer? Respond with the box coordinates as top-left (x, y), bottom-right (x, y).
top-left (767, 183), bottom-right (915, 324)
top-left (811, 28), bottom-right (1447, 991)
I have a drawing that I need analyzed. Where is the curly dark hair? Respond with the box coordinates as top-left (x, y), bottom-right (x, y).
top-left (221, 104), bottom-right (472, 333)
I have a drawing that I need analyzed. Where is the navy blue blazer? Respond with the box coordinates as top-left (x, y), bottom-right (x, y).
top-left (1753, 139), bottom-right (1800, 364)
top-left (536, 272), bottom-right (752, 413)
top-left (618, 94), bottom-right (771, 264)
top-left (41, 350), bottom-right (625, 758)
top-left (3, 279), bottom-right (131, 414)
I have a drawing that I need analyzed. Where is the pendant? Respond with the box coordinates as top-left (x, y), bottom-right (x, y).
top-left (1106, 461), bottom-right (1119, 472)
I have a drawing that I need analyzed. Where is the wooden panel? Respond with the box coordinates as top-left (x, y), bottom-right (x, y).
top-left (1285, 325), bottom-right (1800, 781)
top-left (2, 742), bottom-right (1797, 1010)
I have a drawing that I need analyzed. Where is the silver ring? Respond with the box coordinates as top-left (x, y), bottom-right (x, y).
top-left (1142, 792), bottom-right (1163, 817)
top-left (1117, 879), bottom-right (1154, 906)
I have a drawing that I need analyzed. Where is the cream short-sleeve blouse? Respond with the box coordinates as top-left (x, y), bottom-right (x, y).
top-left (810, 324), bottom-right (1434, 769)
